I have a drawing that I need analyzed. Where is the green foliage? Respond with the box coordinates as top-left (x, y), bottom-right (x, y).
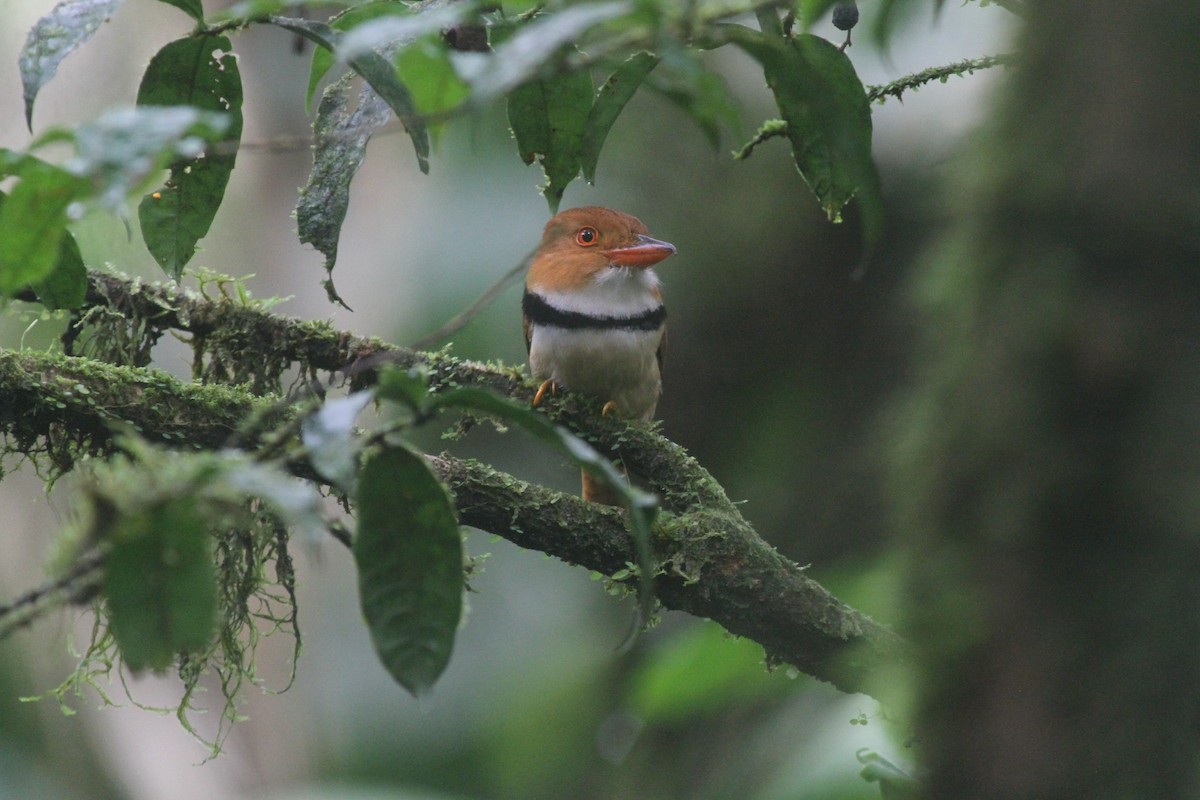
top-left (137, 35), bottom-right (244, 279)
top-left (12, 0), bottom-right (974, 291)
top-left (727, 27), bottom-right (883, 251)
top-left (296, 72), bottom-right (390, 307)
top-left (32, 441), bottom-right (318, 753)
top-left (627, 622), bottom-right (795, 724)
top-left (5, 0), bottom-right (1011, 764)
top-left (378, 367), bottom-right (660, 621)
top-left (508, 65), bottom-right (596, 213)
top-left (355, 444), bottom-right (463, 697)
top-left (580, 51), bottom-right (659, 184)
top-left (0, 158), bottom-right (86, 298)
top-left (104, 496), bottom-right (218, 671)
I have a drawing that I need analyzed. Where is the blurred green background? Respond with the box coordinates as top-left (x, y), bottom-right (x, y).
top-left (0, 2), bottom-right (1014, 798)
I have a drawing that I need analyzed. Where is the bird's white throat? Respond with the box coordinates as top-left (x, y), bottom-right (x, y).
top-left (536, 267), bottom-right (661, 317)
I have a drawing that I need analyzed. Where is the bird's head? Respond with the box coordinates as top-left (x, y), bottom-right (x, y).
top-left (527, 207), bottom-right (676, 292)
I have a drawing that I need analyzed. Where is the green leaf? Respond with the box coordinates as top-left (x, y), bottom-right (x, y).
top-left (799, 0), bottom-right (841, 29)
top-left (648, 48), bottom-right (741, 150)
top-left (629, 622), bottom-right (792, 724)
top-left (301, 391), bottom-right (372, 493)
top-left (39, 106), bottom-right (231, 211)
top-left (396, 36), bottom-right (469, 134)
top-left (0, 161), bottom-right (86, 296)
top-left (456, 2), bottom-right (627, 103)
top-left (297, 72), bottom-right (391, 294)
top-left (355, 444), bottom-right (463, 697)
top-left (728, 28), bottom-right (883, 251)
top-left (137, 35), bottom-right (244, 280)
top-left (507, 65), bottom-right (594, 212)
top-left (271, 16), bottom-right (430, 173)
top-left (305, 0), bottom-right (420, 113)
top-left (374, 364), bottom-right (429, 412)
top-left (33, 226), bottom-right (87, 310)
top-left (19, 0), bottom-right (125, 129)
top-left (155, 0), bottom-right (204, 22)
top-left (105, 497), bottom-right (218, 672)
top-left (580, 51), bottom-right (658, 184)
top-left (0, 182), bottom-right (87, 308)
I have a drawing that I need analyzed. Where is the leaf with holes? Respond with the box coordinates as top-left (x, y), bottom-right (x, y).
top-left (136, 35), bottom-right (243, 280)
top-left (508, 65), bottom-right (594, 213)
top-left (355, 444), bottom-right (462, 697)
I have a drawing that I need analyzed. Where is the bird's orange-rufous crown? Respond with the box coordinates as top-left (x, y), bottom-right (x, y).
top-left (526, 206), bottom-right (676, 293)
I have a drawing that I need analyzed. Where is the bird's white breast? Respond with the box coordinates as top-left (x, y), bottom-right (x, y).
top-left (527, 266), bottom-right (664, 420)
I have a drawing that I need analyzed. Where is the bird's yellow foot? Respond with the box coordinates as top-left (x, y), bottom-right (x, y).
top-left (533, 379), bottom-right (557, 407)
top-left (601, 400), bottom-right (618, 416)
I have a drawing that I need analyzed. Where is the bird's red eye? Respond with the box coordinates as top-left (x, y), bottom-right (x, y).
top-left (576, 227), bottom-right (598, 246)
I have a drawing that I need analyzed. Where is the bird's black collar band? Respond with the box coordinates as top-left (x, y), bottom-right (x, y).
top-left (523, 291), bottom-right (666, 332)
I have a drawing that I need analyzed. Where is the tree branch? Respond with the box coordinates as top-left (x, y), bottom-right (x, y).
top-left (433, 455), bottom-right (907, 697)
top-left (0, 271), bottom-right (909, 699)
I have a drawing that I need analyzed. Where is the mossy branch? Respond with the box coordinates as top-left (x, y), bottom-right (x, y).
top-left (0, 271), bottom-right (908, 698)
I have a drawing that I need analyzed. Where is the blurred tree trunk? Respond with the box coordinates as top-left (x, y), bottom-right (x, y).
top-left (895, 0), bottom-right (1200, 796)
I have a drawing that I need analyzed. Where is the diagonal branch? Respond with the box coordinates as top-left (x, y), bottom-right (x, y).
top-left (1, 272), bottom-right (909, 699)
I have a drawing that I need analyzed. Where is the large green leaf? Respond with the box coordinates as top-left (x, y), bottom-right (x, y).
top-left (508, 66), bottom-right (595, 213)
top-left (137, 35), bottom-right (243, 280)
top-left (580, 51), bottom-right (658, 184)
top-left (19, 0), bottom-right (125, 129)
top-left (0, 161), bottom-right (86, 296)
top-left (0, 184), bottom-right (86, 308)
top-left (728, 28), bottom-right (883, 251)
top-left (40, 106), bottom-right (231, 211)
top-left (105, 498), bottom-right (218, 672)
top-left (355, 444), bottom-right (462, 697)
top-left (396, 36), bottom-right (469, 133)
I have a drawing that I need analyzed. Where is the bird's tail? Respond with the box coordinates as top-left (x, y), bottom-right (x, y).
top-left (582, 469), bottom-right (624, 506)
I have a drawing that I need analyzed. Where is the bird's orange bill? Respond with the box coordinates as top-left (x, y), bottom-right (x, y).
top-left (601, 234), bottom-right (676, 268)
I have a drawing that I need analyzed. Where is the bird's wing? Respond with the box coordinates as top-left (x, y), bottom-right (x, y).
top-left (656, 324), bottom-right (667, 375)
top-left (522, 312), bottom-right (533, 355)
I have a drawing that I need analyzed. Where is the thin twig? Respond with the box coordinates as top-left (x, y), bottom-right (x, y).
top-left (732, 55), bottom-right (1015, 161)
top-left (408, 248), bottom-right (535, 350)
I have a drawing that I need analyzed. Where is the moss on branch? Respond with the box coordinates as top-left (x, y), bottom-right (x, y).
top-left (434, 455), bottom-right (908, 697)
top-left (0, 270), bottom-right (908, 700)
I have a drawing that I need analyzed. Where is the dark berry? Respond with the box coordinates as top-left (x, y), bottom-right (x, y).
top-left (832, 2), bottom-right (859, 31)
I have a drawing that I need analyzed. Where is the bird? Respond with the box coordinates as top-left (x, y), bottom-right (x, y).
top-left (522, 206), bottom-right (676, 505)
